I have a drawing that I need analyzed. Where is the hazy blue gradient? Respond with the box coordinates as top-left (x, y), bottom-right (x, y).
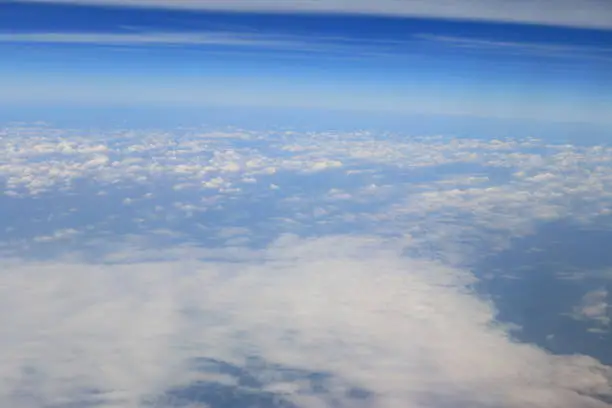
top-left (1, 2), bottom-right (612, 124)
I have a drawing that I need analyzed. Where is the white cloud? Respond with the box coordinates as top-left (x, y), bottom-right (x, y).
top-left (1, 235), bottom-right (611, 408)
top-left (309, 159), bottom-right (343, 172)
top-left (4, 125), bottom-right (612, 264)
top-left (572, 288), bottom-right (610, 327)
top-left (4, 126), bottom-right (612, 406)
top-left (33, 228), bottom-right (79, 243)
top-left (14, 0), bottom-right (612, 30)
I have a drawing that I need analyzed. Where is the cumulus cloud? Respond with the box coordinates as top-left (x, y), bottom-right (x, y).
top-left (32, 228), bottom-right (80, 243)
top-left (1, 235), bottom-right (612, 408)
top-left (14, 0), bottom-right (612, 30)
top-left (4, 125), bottom-right (612, 260)
top-left (572, 288), bottom-right (611, 328)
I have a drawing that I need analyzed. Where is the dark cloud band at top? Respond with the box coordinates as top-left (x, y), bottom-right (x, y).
top-left (13, 0), bottom-right (612, 30)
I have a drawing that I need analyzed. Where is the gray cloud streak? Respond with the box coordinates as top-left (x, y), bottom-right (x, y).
top-left (14, 0), bottom-right (612, 30)
top-left (0, 31), bottom-right (311, 48)
top-left (415, 33), bottom-right (612, 61)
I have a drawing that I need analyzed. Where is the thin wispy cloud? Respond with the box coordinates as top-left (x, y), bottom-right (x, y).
top-left (0, 31), bottom-right (412, 60)
top-left (0, 31), bottom-right (312, 49)
top-left (3, 30), bottom-right (611, 64)
top-left (14, 0), bottom-right (612, 30)
top-left (415, 33), bottom-right (612, 61)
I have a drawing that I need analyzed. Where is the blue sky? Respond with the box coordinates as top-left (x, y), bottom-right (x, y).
top-left (1, 0), bottom-right (612, 124)
top-left (3, 4), bottom-right (612, 407)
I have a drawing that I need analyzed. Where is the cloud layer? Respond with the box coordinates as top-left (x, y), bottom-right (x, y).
top-left (2, 124), bottom-right (612, 406)
top-left (3, 125), bottom-right (612, 258)
top-left (15, 0), bottom-right (612, 30)
top-left (2, 235), bottom-right (612, 408)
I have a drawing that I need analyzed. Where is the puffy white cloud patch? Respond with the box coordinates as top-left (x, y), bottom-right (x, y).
top-left (4, 124), bottom-right (612, 264)
top-left (1, 235), bottom-right (611, 408)
top-left (573, 288), bottom-right (611, 328)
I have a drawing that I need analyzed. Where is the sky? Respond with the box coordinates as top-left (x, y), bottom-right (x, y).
top-left (2, 0), bottom-right (612, 124)
top-left (3, 2), bottom-right (612, 407)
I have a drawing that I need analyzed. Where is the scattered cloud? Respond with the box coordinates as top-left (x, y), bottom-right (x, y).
top-left (33, 228), bottom-right (79, 243)
top-left (3, 125), bottom-right (612, 262)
